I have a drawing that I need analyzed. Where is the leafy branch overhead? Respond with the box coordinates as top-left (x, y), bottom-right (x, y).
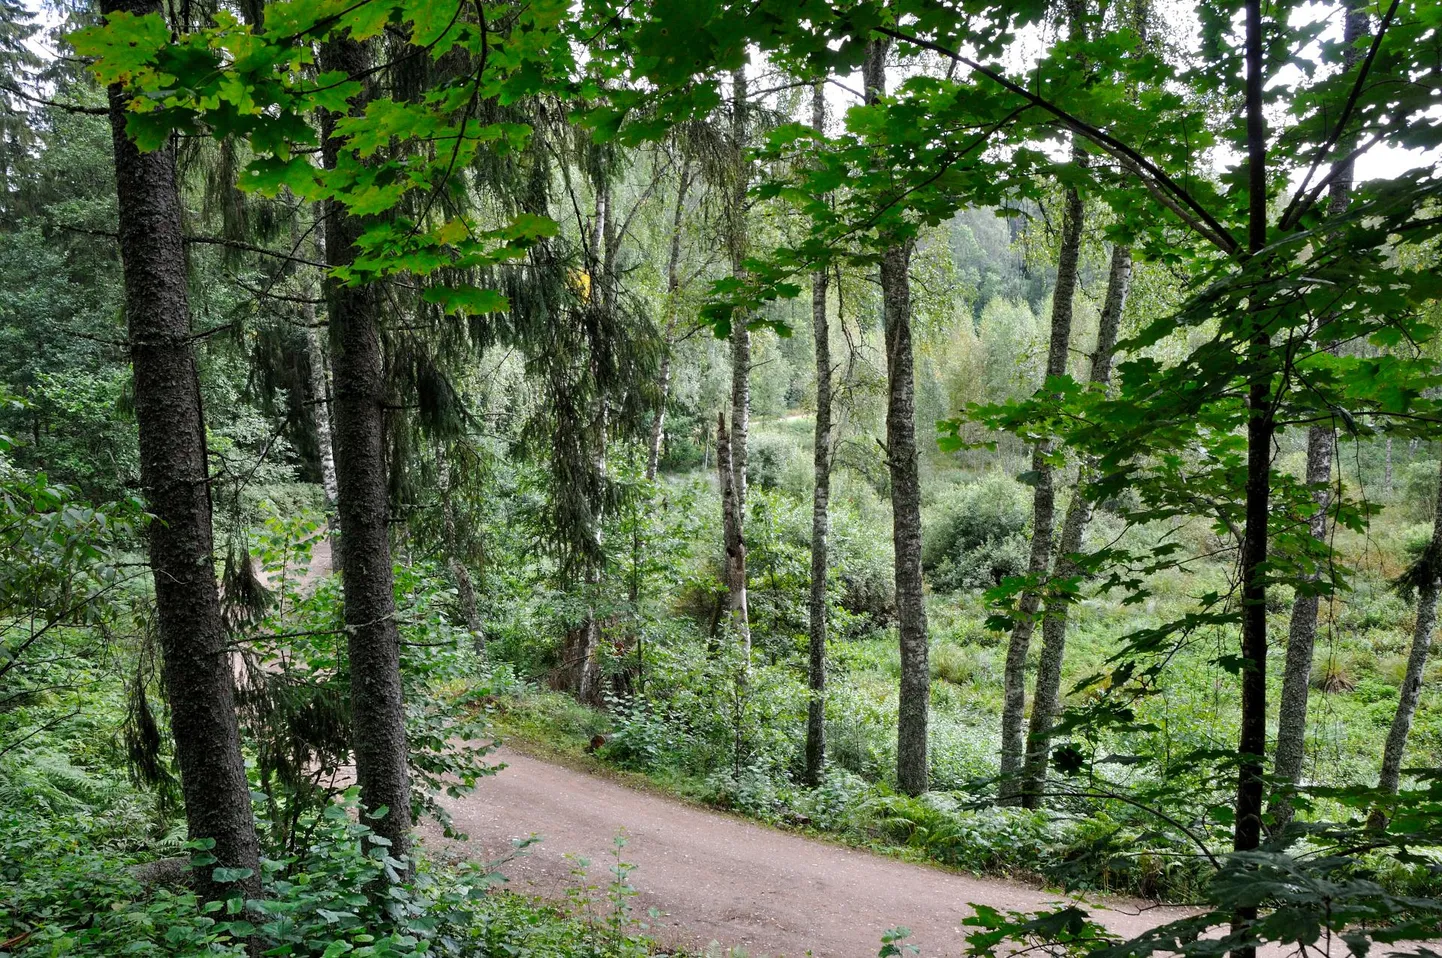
top-left (75, 0), bottom-right (572, 297)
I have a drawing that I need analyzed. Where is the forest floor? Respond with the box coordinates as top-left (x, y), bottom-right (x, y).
top-left (426, 747), bottom-right (1209, 958)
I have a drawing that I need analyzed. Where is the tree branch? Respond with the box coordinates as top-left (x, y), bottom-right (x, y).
top-left (875, 26), bottom-right (1238, 255)
top-left (1278, 0), bottom-right (1402, 231)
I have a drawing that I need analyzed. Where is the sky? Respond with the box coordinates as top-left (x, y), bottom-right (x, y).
top-left (18, 0), bottom-right (1439, 185)
top-left (813, 0), bottom-right (1440, 186)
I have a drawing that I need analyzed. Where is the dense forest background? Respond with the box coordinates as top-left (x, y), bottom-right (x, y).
top-left (4, 0), bottom-right (1442, 955)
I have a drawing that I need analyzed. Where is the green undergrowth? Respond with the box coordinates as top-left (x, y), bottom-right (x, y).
top-left (486, 670), bottom-right (1217, 904)
top-left (482, 469), bottom-right (1442, 907)
top-left (0, 746), bottom-right (698, 958)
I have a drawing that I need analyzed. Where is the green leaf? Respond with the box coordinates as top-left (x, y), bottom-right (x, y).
top-left (423, 285), bottom-right (510, 317)
top-left (211, 867), bottom-right (254, 883)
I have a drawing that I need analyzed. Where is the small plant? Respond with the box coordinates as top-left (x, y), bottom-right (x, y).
top-left (879, 926), bottom-right (918, 957)
top-left (562, 831), bottom-right (654, 958)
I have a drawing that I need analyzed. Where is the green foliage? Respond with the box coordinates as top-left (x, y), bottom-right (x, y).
top-left (0, 776), bottom-right (672, 957)
top-left (922, 474), bottom-right (1031, 593)
top-left (230, 505), bottom-right (499, 849)
top-left (12, 0), bottom-right (1442, 953)
top-left (1399, 459), bottom-right (1442, 522)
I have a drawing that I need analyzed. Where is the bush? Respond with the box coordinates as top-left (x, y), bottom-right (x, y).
top-left (860, 792), bottom-right (1212, 901)
top-left (699, 766), bottom-right (793, 821)
top-left (0, 771), bottom-right (672, 958)
top-left (928, 717), bottom-right (999, 790)
top-left (1399, 460), bottom-right (1442, 519)
top-left (931, 642), bottom-right (1000, 690)
top-left (923, 475), bottom-right (1031, 592)
top-left (600, 695), bottom-right (689, 773)
top-left (831, 504), bottom-right (895, 627)
top-left (748, 433), bottom-right (796, 492)
top-left (864, 793), bottom-right (1056, 877)
top-left (794, 769), bottom-right (874, 831)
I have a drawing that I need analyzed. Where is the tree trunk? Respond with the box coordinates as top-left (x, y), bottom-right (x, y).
top-left (437, 446), bottom-right (481, 640)
top-left (864, 40), bottom-right (928, 796)
top-left (581, 184), bottom-right (615, 702)
top-left (1231, 4), bottom-right (1271, 955)
top-left (999, 144), bottom-right (1086, 805)
top-left (104, 0), bottom-right (260, 903)
top-left (646, 157), bottom-right (692, 481)
top-left (1019, 243), bottom-right (1131, 808)
top-left (1269, 0), bottom-right (1366, 835)
top-left (1270, 424), bottom-right (1332, 819)
top-left (320, 35), bottom-right (412, 866)
top-left (804, 80), bottom-right (831, 788)
top-left (725, 66), bottom-right (751, 647)
top-left (1377, 456), bottom-right (1442, 798)
top-left (717, 412), bottom-right (749, 649)
top-left (298, 213), bottom-right (340, 534)
top-left (304, 319), bottom-right (340, 514)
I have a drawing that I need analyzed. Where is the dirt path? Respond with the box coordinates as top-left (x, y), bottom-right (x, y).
top-left (429, 749), bottom-right (1202, 957)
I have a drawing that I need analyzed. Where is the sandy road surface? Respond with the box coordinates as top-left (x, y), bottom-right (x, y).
top-left (428, 749), bottom-right (1212, 957)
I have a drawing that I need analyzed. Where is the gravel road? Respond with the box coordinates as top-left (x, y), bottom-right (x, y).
top-left (429, 748), bottom-right (1205, 957)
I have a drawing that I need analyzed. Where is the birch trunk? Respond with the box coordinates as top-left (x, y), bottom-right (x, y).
top-left (1269, 0), bottom-right (1366, 836)
top-left (1019, 244), bottom-right (1131, 808)
top-left (646, 158), bottom-right (691, 481)
top-left (1270, 425), bottom-right (1332, 821)
top-left (304, 318), bottom-right (339, 514)
top-left (999, 144), bottom-right (1085, 805)
top-left (718, 413), bottom-right (749, 650)
top-left (864, 40), bottom-right (929, 795)
top-left (298, 219), bottom-right (339, 541)
top-left (104, 0), bottom-right (261, 901)
top-left (1377, 457), bottom-right (1442, 798)
top-left (805, 80), bottom-right (831, 787)
top-left (725, 66), bottom-right (751, 646)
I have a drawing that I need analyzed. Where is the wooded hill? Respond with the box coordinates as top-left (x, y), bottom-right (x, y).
top-left (3, 0), bottom-right (1442, 955)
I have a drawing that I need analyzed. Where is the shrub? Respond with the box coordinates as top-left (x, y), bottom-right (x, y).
top-left (600, 695), bottom-right (689, 773)
top-left (1, 813), bottom-right (668, 958)
top-left (1311, 648), bottom-right (1362, 693)
top-left (931, 642), bottom-right (1000, 689)
top-left (923, 475), bottom-right (1031, 592)
top-left (699, 766), bottom-right (793, 822)
top-left (928, 717), bottom-right (999, 790)
top-left (1398, 460), bottom-right (1441, 521)
top-left (860, 793), bottom-right (1212, 901)
top-left (794, 769), bottom-right (874, 831)
top-left (863, 793), bottom-right (1056, 877)
top-left (748, 433), bottom-right (796, 492)
top-left (831, 506), bottom-right (896, 626)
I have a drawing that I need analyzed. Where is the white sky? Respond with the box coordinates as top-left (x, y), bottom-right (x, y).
top-left (19, 0), bottom-right (1436, 183)
top-left (812, 0), bottom-right (1437, 185)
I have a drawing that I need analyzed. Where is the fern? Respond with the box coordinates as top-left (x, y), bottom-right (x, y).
top-left (0, 746), bottom-right (123, 819)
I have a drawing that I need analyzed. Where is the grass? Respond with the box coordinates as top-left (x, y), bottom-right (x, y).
top-left (476, 443), bottom-right (1442, 907)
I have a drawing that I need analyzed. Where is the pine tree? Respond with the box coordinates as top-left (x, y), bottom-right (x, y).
top-left (319, 33), bottom-right (413, 867)
top-left (101, 0), bottom-right (260, 903)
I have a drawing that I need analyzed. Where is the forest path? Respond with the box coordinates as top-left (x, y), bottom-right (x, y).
top-left (429, 748), bottom-right (1205, 958)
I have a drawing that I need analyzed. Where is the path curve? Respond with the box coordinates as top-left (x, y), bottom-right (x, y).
top-left (430, 749), bottom-right (1199, 957)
